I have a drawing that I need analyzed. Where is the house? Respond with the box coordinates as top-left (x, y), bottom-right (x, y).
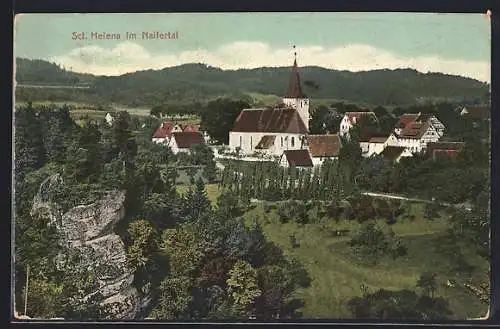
top-left (380, 146), bottom-right (413, 163)
top-left (152, 121), bottom-right (174, 144)
top-left (392, 113), bottom-right (445, 154)
top-left (306, 134), bottom-right (342, 166)
top-left (229, 57), bottom-right (309, 157)
top-left (105, 113), bottom-right (114, 126)
top-left (339, 111), bottom-right (378, 138)
top-left (280, 149), bottom-right (314, 168)
top-left (425, 142), bottom-right (465, 160)
top-left (168, 131), bottom-right (205, 154)
top-left (458, 106), bottom-right (490, 120)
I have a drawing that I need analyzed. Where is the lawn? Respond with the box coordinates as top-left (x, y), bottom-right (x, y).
top-left (242, 202), bottom-right (489, 320)
top-left (176, 183), bottom-right (222, 205)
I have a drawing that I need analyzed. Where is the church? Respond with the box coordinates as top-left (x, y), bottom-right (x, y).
top-left (228, 57), bottom-right (310, 158)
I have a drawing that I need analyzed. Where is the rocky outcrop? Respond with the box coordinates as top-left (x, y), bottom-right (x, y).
top-left (31, 174), bottom-right (141, 319)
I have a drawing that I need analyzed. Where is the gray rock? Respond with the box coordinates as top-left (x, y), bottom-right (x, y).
top-left (31, 174), bottom-right (143, 320)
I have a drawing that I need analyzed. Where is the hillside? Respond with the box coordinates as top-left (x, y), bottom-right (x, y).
top-left (15, 58), bottom-right (489, 107)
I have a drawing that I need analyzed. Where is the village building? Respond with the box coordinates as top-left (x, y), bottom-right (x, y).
top-left (458, 105), bottom-right (490, 120)
top-left (279, 149), bottom-right (314, 168)
top-left (105, 112), bottom-right (114, 126)
top-left (152, 121), bottom-right (174, 144)
top-left (425, 142), bottom-right (465, 160)
top-left (360, 134), bottom-right (400, 158)
top-left (168, 131), bottom-right (205, 154)
top-left (228, 57), bottom-right (309, 158)
top-left (392, 113), bottom-right (444, 153)
top-left (306, 134), bottom-right (341, 166)
top-left (339, 112), bottom-right (378, 138)
top-left (379, 146), bottom-right (413, 163)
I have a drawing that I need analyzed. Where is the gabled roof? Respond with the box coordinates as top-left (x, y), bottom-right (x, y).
top-left (282, 149), bottom-right (313, 167)
top-left (461, 106), bottom-right (490, 119)
top-left (153, 121), bottom-right (174, 139)
top-left (231, 108), bottom-right (307, 133)
top-left (284, 59), bottom-right (305, 98)
top-left (171, 132), bottom-right (205, 149)
top-left (345, 112), bottom-right (378, 124)
top-left (399, 121), bottom-right (431, 139)
top-left (380, 146), bottom-right (408, 162)
top-left (395, 114), bottom-right (420, 128)
top-left (255, 135), bottom-right (276, 149)
top-left (307, 134), bottom-right (341, 157)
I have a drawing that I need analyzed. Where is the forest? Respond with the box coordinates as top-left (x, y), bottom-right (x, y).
top-left (15, 58), bottom-right (489, 107)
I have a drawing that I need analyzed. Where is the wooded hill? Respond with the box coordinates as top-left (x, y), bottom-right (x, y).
top-left (15, 58), bottom-right (489, 107)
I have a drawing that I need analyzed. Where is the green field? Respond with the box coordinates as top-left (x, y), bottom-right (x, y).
top-left (176, 183), bottom-right (222, 205)
top-left (242, 202), bottom-right (489, 320)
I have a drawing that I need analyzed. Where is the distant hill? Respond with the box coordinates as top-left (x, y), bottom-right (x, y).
top-left (15, 58), bottom-right (489, 107)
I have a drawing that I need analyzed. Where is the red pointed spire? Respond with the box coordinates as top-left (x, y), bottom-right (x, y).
top-left (285, 55), bottom-right (305, 98)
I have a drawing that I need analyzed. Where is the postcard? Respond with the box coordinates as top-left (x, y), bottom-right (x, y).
top-left (12, 12), bottom-right (491, 321)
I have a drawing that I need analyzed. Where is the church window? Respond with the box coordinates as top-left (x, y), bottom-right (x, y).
top-left (291, 136), bottom-right (295, 147)
top-left (250, 136), bottom-right (253, 149)
top-left (281, 137), bottom-right (283, 147)
top-left (239, 136), bottom-right (242, 147)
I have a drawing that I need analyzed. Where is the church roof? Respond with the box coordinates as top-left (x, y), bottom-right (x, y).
top-left (284, 59), bottom-right (305, 98)
top-left (231, 108), bottom-right (307, 133)
top-left (307, 134), bottom-right (341, 157)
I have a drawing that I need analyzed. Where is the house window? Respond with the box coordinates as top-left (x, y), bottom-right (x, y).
top-left (291, 137), bottom-right (295, 147)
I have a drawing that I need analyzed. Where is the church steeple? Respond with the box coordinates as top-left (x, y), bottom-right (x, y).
top-left (282, 45), bottom-right (310, 132)
top-left (285, 48), bottom-right (305, 98)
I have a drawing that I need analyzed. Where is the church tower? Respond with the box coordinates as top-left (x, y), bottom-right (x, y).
top-left (282, 52), bottom-right (310, 131)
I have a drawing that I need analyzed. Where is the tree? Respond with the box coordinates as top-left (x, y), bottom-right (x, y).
top-left (416, 272), bottom-right (438, 298)
top-left (125, 220), bottom-right (158, 270)
top-left (200, 98), bottom-right (250, 144)
top-left (181, 178), bottom-right (212, 222)
top-left (226, 260), bottom-right (262, 315)
top-left (149, 276), bottom-right (193, 320)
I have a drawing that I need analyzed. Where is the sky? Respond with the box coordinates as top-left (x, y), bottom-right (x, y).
top-left (14, 12), bottom-right (491, 82)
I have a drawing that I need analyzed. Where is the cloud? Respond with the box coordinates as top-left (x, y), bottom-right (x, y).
top-left (49, 41), bottom-right (490, 83)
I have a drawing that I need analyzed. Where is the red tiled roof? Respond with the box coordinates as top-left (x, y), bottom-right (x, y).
top-left (284, 59), bottom-right (305, 98)
top-left (307, 134), bottom-right (341, 157)
top-left (399, 121), bottom-right (430, 139)
top-left (282, 149), bottom-right (313, 167)
top-left (183, 124), bottom-right (200, 132)
top-left (396, 114), bottom-right (420, 128)
top-left (232, 108), bottom-right (307, 133)
top-left (255, 135), bottom-right (276, 149)
top-left (171, 132), bottom-right (205, 149)
top-left (152, 121), bottom-right (174, 139)
top-left (426, 142), bottom-right (465, 152)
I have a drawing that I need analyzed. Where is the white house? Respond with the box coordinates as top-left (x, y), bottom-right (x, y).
top-left (307, 134), bottom-right (341, 166)
top-left (228, 57), bottom-right (309, 157)
top-left (279, 149), bottom-right (314, 168)
top-left (168, 131), bottom-right (205, 154)
top-left (105, 113), bottom-right (114, 126)
top-left (395, 120), bottom-right (441, 154)
top-left (152, 121), bottom-right (174, 144)
top-left (339, 112), bottom-right (378, 138)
